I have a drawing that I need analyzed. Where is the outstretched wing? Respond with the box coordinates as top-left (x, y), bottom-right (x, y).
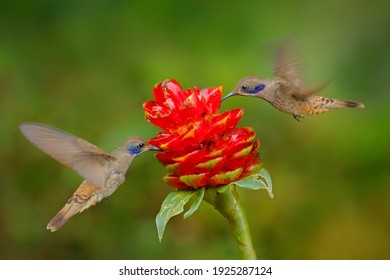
top-left (274, 42), bottom-right (330, 98)
top-left (20, 123), bottom-right (116, 188)
top-left (274, 42), bottom-right (305, 90)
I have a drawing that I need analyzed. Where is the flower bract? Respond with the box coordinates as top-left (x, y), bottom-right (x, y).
top-left (144, 79), bottom-right (260, 189)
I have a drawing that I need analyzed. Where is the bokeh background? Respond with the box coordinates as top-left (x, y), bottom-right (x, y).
top-left (1, 0), bottom-right (389, 259)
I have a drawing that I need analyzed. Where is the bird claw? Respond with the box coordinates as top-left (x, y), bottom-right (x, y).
top-left (293, 115), bottom-right (304, 122)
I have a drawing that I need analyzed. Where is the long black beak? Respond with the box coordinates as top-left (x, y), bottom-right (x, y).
top-left (220, 91), bottom-right (237, 102)
top-left (150, 145), bottom-right (163, 152)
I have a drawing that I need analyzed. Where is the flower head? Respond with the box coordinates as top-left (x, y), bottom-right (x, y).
top-left (144, 79), bottom-right (260, 189)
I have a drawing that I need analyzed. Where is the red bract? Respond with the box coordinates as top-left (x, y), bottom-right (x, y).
top-left (144, 79), bottom-right (261, 189)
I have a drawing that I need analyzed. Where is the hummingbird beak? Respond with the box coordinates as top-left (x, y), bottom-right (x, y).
top-left (149, 145), bottom-right (163, 152)
top-left (221, 91), bottom-right (237, 102)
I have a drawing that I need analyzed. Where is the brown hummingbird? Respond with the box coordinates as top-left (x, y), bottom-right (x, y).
top-left (221, 45), bottom-right (365, 121)
top-left (20, 123), bottom-right (161, 232)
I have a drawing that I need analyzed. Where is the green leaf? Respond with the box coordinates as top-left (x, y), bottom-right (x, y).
top-left (156, 190), bottom-right (197, 242)
top-left (184, 187), bottom-right (205, 219)
top-left (232, 167), bottom-right (274, 198)
top-left (259, 168), bottom-right (273, 198)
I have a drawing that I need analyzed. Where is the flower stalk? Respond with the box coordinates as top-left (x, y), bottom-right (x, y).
top-left (204, 185), bottom-right (257, 260)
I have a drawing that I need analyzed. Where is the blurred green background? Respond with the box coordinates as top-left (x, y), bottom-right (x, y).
top-left (1, 0), bottom-right (389, 259)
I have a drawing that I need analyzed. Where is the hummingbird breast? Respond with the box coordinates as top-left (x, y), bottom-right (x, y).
top-left (103, 154), bottom-right (134, 197)
top-left (265, 90), bottom-right (304, 116)
top-left (260, 78), bottom-right (305, 116)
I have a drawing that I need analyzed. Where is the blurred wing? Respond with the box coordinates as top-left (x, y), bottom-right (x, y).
top-left (20, 123), bottom-right (116, 188)
top-left (274, 43), bottom-right (305, 90)
top-left (274, 44), bottom-right (331, 97)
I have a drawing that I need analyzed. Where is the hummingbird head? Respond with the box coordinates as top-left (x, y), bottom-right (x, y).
top-left (125, 137), bottom-right (162, 156)
top-left (221, 76), bottom-right (267, 102)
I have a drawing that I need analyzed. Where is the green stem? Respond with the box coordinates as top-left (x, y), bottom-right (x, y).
top-left (204, 185), bottom-right (257, 260)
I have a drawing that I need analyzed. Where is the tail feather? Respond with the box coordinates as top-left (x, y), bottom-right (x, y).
top-left (47, 189), bottom-right (99, 232)
top-left (326, 99), bottom-right (365, 109)
top-left (46, 200), bottom-right (84, 232)
top-left (305, 96), bottom-right (365, 116)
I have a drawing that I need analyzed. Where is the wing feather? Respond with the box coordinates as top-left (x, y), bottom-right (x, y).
top-left (274, 43), bottom-right (305, 89)
top-left (20, 123), bottom-right (115, 188)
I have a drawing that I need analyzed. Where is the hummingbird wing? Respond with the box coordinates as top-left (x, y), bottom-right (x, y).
top-left (274, 43), bottom-right (305, 90)
top-left (20, 123), bottom-right (116, 188)
top-left (274, 42), bottom-right (330, 98)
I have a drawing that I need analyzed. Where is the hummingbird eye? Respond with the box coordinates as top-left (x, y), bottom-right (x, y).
top-left (137, 142), bottom-right (145, 149)
top-left (241, 85), bottom-right (248, 91)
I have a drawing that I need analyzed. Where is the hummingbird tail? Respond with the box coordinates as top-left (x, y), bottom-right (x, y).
top-left (305, 96), bottom-right (365, 116)
top-left (46, 185), bottom-right (99, 232)
top-left (325, 98), bottom-right (365, 109)
top-left (46, 201), bottom-right (83, 232)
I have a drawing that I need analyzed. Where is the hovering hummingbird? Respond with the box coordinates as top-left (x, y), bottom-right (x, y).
top-left (221, 45), bottom-right (365, 121)
top-left (20, 123), bottom-right (161, 232)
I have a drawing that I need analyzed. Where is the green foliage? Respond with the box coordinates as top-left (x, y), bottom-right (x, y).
top-left (156, 188), bottom-right (204, 242)
top-left (183, 187), bottom-right (205, 220)
top-left (156, 168), bottom-right (272, 243)
top-left (230, 167), bottom-right (273, 198)
top-left (156, 189), bottom-right (197, 242)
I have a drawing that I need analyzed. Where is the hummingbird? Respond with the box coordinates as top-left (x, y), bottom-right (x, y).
top-left (20, 123), bottom-right (161, 232)
top-left (221, 45), bottom-right (365, 121)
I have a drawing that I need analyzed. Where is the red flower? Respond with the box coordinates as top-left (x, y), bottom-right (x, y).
top-left (144, 79), bottom-right (261, 189)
